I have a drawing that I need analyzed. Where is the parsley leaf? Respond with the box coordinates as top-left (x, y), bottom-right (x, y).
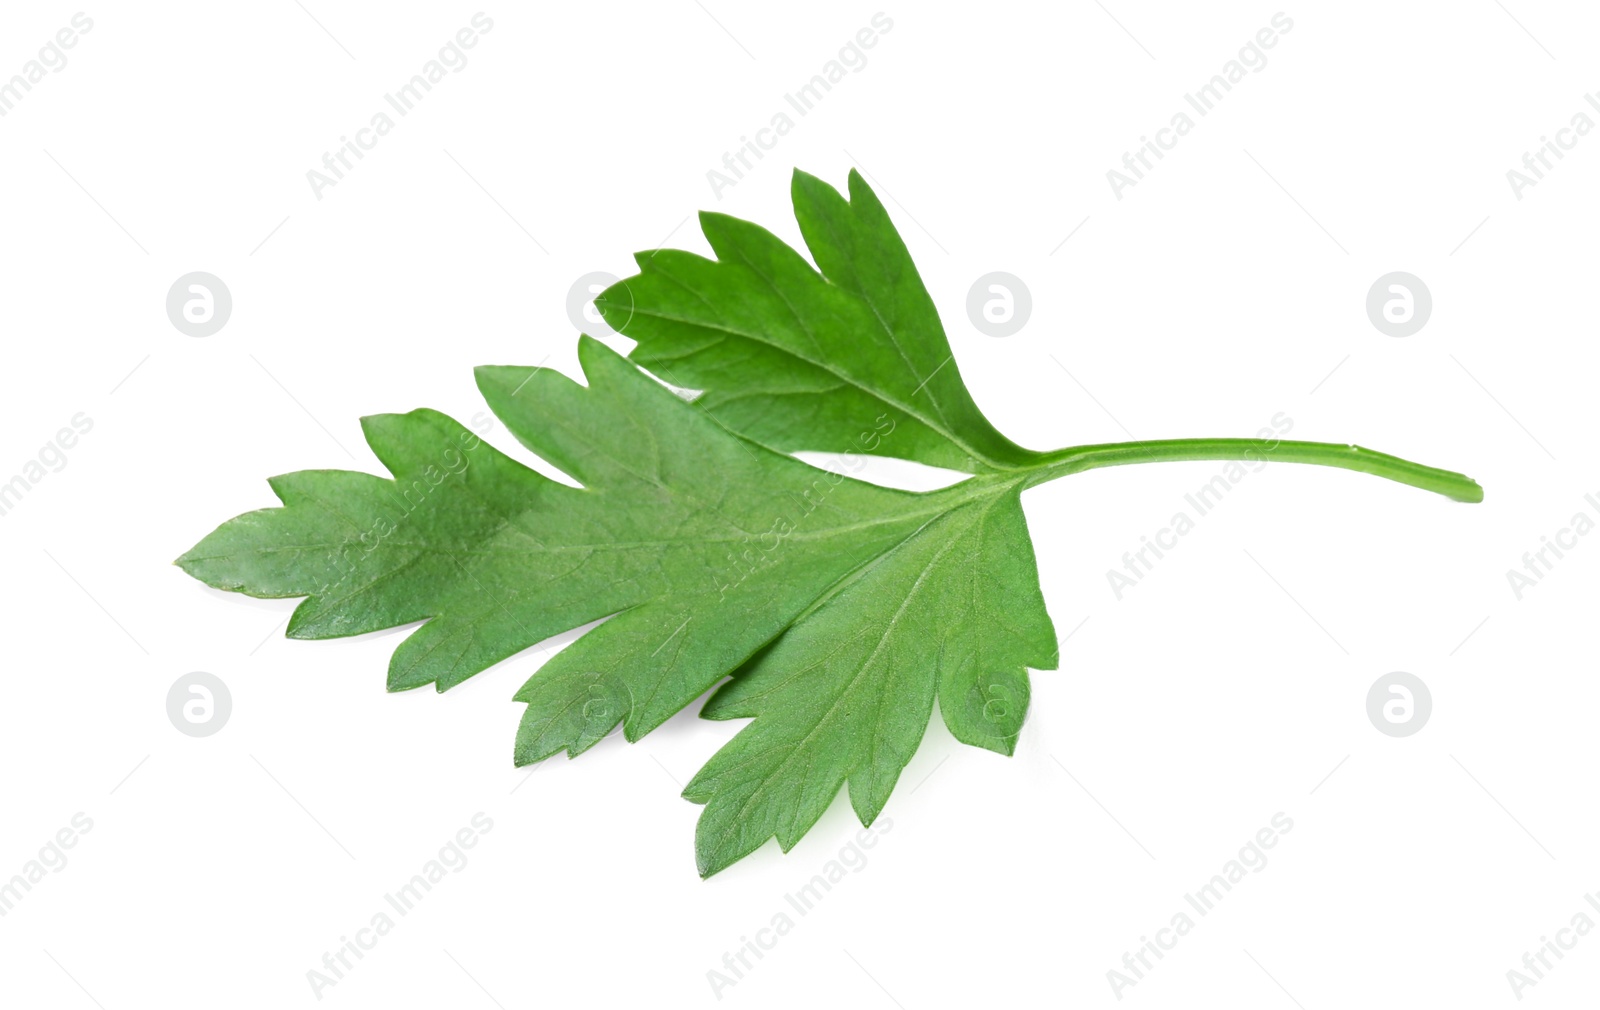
top-left (178, 169), bottom-right (1482, 876)
top-left (595, 170), bottom-right (1040, 473)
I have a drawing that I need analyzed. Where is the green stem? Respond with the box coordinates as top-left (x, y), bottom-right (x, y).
top-left (1021, 438), bottom-right (1483, 503)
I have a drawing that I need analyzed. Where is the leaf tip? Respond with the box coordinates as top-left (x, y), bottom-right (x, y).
top-left (789, 165), bottom-right (822, 190)
top-left (695, 844), bottom-right (732, 879)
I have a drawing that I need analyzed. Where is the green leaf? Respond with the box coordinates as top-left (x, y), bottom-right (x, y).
top-left (686, 487), bottom-right (1054, 877)
top-left (178, 168), bottom-right (1483, 876)
top-left (182, 337), bottom-right (975, 765)
top-left (595, 170), bottom-right (1041, 474)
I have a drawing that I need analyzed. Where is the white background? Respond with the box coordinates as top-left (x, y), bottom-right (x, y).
top-left (1, 2), bottom-right (1595, 1007)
